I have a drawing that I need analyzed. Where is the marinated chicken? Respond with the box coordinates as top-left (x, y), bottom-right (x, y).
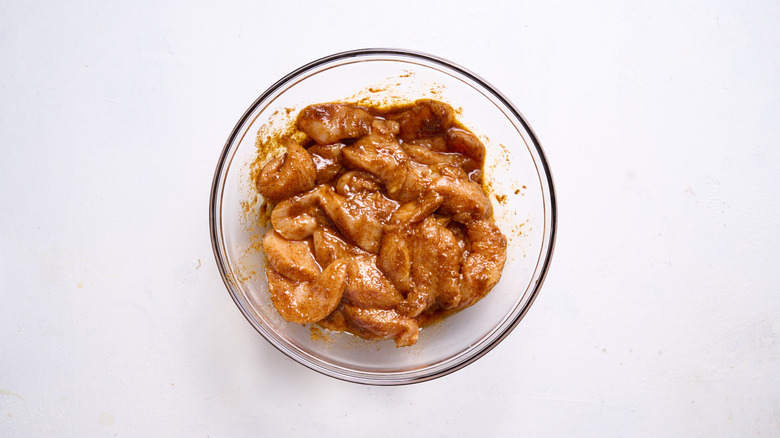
top-left (255, 99), bottom-right (507, 347)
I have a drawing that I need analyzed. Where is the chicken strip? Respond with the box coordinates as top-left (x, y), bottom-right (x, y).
top-left (342, 256), bottom-right (404, 309)
top-left (457, 220), bottom-right (508, 309)
top-left (317, 186), bottom-right (397, 254)
top-left (270, 187), bottom-right (324, 240)
top-left (341, 131), bottom-right (411, 197)
top-left (445, 127), bottom-right (486, 163)
top-left (307, 143), bottom-right (344, 184)
top-left (343, 305), bottom-right (419, 347)
top-left (312, 225), bottom-right (369, 267)
top-left (262, 229), bottom-right (321, 282)
top-left (402, 143), bottom-right (480, 177)
top-left (296, 103), bottom-right (373, 145)
top-left (389, 99), bottom-right (455, 141)
top-left (408, 135), bottom-right (448, 152)
top-left (266, 260), bottom-right (348, 324)
top-left (380, 216), bottom-right (463, 317)
top-left (430, 169), bottom-right (493, 222)
top-left (335, 170), bottom-right (383, 196)
top-left (255, 137), bottom-right (317, 203)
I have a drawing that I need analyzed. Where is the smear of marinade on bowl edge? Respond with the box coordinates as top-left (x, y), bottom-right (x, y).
top-left (251, 99), bottom-right (507, 347)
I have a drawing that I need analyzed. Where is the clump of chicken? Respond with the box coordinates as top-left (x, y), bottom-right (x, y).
top-left (255, 99), bottom-right (507, 347)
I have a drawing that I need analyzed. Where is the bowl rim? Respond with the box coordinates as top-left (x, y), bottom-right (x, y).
top-left (209, 48), bottom-right (558, 385)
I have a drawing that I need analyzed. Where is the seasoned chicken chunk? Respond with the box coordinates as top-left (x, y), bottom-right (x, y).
top-left (457, 220), bottom-right (508, 309)
top-left (341, 132), bottom-right (410, 197)
top-left (297, 103), bottom-right (373, 145)
top-left (370, 118), bottom-right (400, 136)
top-left (376, 231), bottom-right (412, 294)
top-left (402, 143), bottom-right (480, 178)
top-left (378, 193), bottom-right (446, 296)
top-left (343, 305), bottom-right (419, 347)
top-left (317, 186), bottom-right (397, 253)
top-left (431, 169), bottom-right (493, 222)
top-left (390, 99), bottom-right (455, 141)
top-left (255, 137), bottom-right (317, 203)
top-left (409, 135), bottom-right (448, 152)
top-left (411, 217), bottom-right (463, 312)
top-left (307, 143), bottom-right (344, 184)
top-left (386, 191), bottom-right (443, 229)
top-left (272, 183), bottom-right (398, 253)
top-left (379, 216), bottom-right (463, 317)
top-left (262, 230), bottom-right (321, 282)
top-left (270, 187), bottom-right (324, 240)
top-left (343, 256), bottom-right (404, 309)
top-left (335, 171), bottom-right (383, 196)
top-left (266, 260), bottom-right (348, 324)
top-left (445, 127), bottom-right (486, 163)
top-left (343, 136), bottom-right (490, 220)
top-left (312, 225), bottom-right (369, 267)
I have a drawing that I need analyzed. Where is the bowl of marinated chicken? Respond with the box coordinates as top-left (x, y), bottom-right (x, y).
top-left (210, 49), bottom-right (556, 385)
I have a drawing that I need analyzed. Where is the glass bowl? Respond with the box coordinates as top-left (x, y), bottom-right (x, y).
top-left (209, 48), bottom-right (557, 385)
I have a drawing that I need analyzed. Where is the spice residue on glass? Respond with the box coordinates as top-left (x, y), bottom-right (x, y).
top-left (253, 99), bottom-right (507, 347)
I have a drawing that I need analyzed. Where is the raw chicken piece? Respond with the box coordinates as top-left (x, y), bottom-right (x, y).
top-left (335, 171), bottom-right (383, 196)
top-left (379, 216), bottom-right (463, 317)
top-left (296, 103), bottom-right (373, 145)
top-left (312, 225), bottom-right (369, 267)
top-left (430, 168), bottom-right (493, 222)
top-left (317, 186), bottom-right (397, 254)
top-left (408, 136), bottom-right (448, 152)
top-left (317, 305), bottom-right (349, 332)
top-left (390, 99), bottom-right (455, 141)
top-left (402, 143), bottom-right (480, 177)
top-left (386, 191), bottom-right (443, 229)
top-left (307, 143), bottom-right (344, 184)
top-left (370, 118), bottom-right (400, 136)
top-left (342, 256), bottom-right (404, 309)
top-left (266, 260), bottom-right (348, 324)
top-left (343, 135), bottom-right (491, 221)
top-left (376, 232), bottom-right (412, 294)
top-left (445, 127), bottom-right (486, 163)
top-left (378, 193), bottom-right (445, 295)
top-left (270, 187), bottom-right (324, 240)
top-left (457, 220), bottom-right (508, 309)
top-left (262, 230), bottom-right (321, 282)
top-left (341, 132), bottom-right (410, 197)
top-left (409, 217), bottom-right (463, 313)
top-left (343, 305), bottom-right (419, 347)
top-left (255, 137), bottom-right (316, 203)
top-left (272, 182), bottom-right (398, 254)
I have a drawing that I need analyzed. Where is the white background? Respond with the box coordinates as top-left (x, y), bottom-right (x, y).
top-left (2, 0), bottom-right (779, 436)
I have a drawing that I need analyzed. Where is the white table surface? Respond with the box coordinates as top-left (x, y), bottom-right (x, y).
top-left (2, 1), bottom-right (779, 436)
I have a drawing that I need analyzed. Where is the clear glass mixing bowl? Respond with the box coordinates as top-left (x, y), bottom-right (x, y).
top-left (209, 48), bottom-right (557, 385)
